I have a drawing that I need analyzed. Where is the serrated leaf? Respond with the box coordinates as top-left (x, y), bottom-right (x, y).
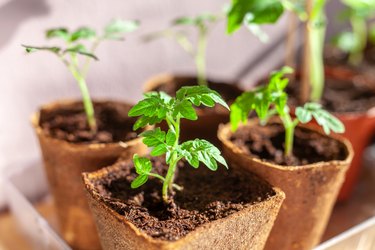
top-left (180, 139), bottom-right (228, 170)
top-left (133, 154), bottom-right (152, 175)
top-left (70, 27), bottom-right (96, 42)
top-left (176, 86), bottom-right (229, 110)
top-left (140, 128), bottom-right (166, 147)
top-left (295, 107), bottom-right (312, 123)
top-left (128, 97), bottom-right (160, 117)
top-left (151, 144), bottom-right (168, 156)
top-left (174, 99), bottom-right (197, 120)
top-left (64, 44), bottom-right (98, 60)
top-left (104, 19), bottom-right (140, 39)
top-left (131, 175), bottom-right (148, 188)
top-left (166, 130), bottom-right (176, 146)
top-left (46, 28), bottom-right (69, 40)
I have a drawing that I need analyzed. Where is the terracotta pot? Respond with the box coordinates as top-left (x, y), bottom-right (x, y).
top-left (82, 158), bottom-right (285, 250)
top-left (31, 100), bottom-right (148, 250)
top-left (325, 67), bottom-right (375, 201)
top-left (218, 120), bottom-right (354, 250)
top-left (143, 73), bottom-right (243, 145)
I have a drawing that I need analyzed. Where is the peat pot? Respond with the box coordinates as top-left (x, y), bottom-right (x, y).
top-left (32, 99), bottom-right (148, 250)
top-left (218, 119), bottom-right (353, 250)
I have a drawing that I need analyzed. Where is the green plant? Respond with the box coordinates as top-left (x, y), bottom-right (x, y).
top-left (230, 66), bottom-right (344, 157)
top-left (144, 13), bottom-right (222, 86)
top-left (333, 0), bottom-right (375, 66)
top-left (22, 19), bottom-right (140, 133)
top-left (128, 86), bottom-right (229, 202)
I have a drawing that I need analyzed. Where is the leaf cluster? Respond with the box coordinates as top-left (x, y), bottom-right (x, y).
top-left (230, 66), bottom-right (344, 135)
top-left (128, 86), bottom-right (229, 189)
top-left (22, 19), bottom-right (140, 60)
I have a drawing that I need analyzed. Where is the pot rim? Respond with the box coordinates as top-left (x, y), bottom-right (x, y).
top-left (218, 118), bottom-right (354, 171)
top-left (82, 157), bottom-right (285, 246)
top-left (31, 99), bottom-right (143, 150)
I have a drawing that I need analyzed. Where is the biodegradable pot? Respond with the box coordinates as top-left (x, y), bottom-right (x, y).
top-left (143, 73), bottom-right (243, 144)
top-left (32, 100), bottom-right (148, 250)
top-left (218, 120), bottom-right (354, 250)
top-left (83, 158), bottom-right (285, 250)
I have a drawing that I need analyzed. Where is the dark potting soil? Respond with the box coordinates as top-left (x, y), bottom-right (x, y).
top-left (286, 75), bottom-right (375, 113)
top-left (39, 101), bottom-right (137, 143)
top-left (153, 78), bottom-right (242, 112)
top-left (92, 157), bottom-right (275, 241)
top-left (230, 123), bottom-right (347, 166)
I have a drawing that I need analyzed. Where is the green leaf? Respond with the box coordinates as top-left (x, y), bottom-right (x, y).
top-left (173, 17), bottom-right (196, 26)
top-left (133, 154), bottom-right (152, 175)
top-left (174, 99), bottom-right (197, 120)
top-left (64, 44), bottom-right (98, 60)
top-left (332, 32), bottom-right (358, 53)
top-left (151, 144), bottom-right (168, 156)
top-left (22, 45), bottom-right (61, 54)
top-left (131, 175), bottom-right (148, 188)
top-left (70, 27), bottom-right (96, 42)
top-left (296, 102), bottom-right (345, 134)
top-left (46, 28), bottom-right (69, 40)
top-left (166, 130), bottom-right (176, 146)
top-left (140, 128), bottom-right (166, 147)
top-left (104, 19), bottom-right (140, 40)
top-left (176, 86), bottom-right (229, 110)
top-left (180, 139), bottom-right (228, 170)
top-left (227, 0), bottom-right (284, 34)
top-left (230, 92), bottom-right (254, 131)
top-left (370, 24), bottom-right (375, 45)
top-left (128, 97), bottom-right (161, 117)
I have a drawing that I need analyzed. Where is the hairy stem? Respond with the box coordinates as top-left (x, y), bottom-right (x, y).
top-left (195, 25), bottom-right (208, 86)
top-left (280, 113), bottom-right (299, 157)
top-left (349, 15), bottom-right (367, 66)
top-left (69, 54), bottom-right (97, 133)
top-left (162, 116), bottom-right (181, 203)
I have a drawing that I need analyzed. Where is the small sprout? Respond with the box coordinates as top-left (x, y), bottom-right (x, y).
top-left (128, 86), bottom-right (229, 202)
top-left (333, 0), bottom-right (375, 65)
top-left (144, 13), bottom-right (222, 86)
top-left (230, 66), bottom-right (344, 157)
top-left (22, 19), bottom-right (139, 133)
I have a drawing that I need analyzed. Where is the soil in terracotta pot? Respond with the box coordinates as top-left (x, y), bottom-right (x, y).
top-left (230, 123), bottom-right (347, 166)
top-left (284, 76), bottom-right (375, 113)
top-left (39, 102), bottom-right (138, 143)
top-left (153, 79), bottom-right (242, 113)
top-left (92, 157), bottom-right (276, 241)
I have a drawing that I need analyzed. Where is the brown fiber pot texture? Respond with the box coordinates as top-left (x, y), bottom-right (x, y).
top-left (82, 160), bottom-right (285, 250)
top-left (143, 73), bottom-right (242, 145)
top-left (218, 120), bottom-right (354, 250)
top-left (31, 100), bottom-right (148, 250)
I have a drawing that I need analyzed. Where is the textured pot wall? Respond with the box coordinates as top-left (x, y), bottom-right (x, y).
top-left (218, 121), bottom-right (354, 250)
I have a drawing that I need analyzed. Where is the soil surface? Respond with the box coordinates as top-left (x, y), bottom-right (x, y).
top-left (39, 101), bottom-right (137, 143)
top-left (230, 123), bottom-right (347, 166)
top-left (285, 74), bottom-right (375, 113)
top-left (152, 77), bottom-right (242, 112)
top-left (92, 157), bottom-right (275, 241)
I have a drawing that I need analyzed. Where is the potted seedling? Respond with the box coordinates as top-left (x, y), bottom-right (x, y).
top-left (23, 20), bottom-right (146, 250)
top-left (227, 0), bottom-right (374, 200)
top-left (218, 67), bottom-right (353, 250)
top-left (83, 85), bottom-right (285, 250)
top-left (142, 12), bottom-right (243, 143)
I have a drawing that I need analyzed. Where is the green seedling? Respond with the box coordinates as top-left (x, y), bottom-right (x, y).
top-left (333, 0), bottom-right (375, 66)
top-left (144, 13), bottom-right (222, 86)
top-left (128, 86), bottom-right (229, 202)
top-left (23, 19), bottom-right (140, 133)
top-left (230, 66), bottom-right (344, 157)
